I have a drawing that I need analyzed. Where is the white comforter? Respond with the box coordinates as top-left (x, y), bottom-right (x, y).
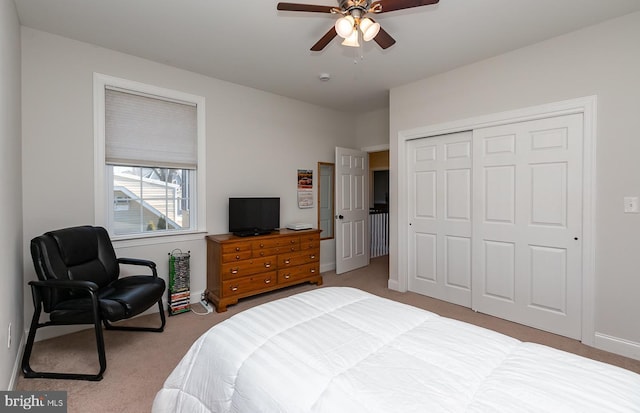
top-left (153, 287), bottom-right (640, 412)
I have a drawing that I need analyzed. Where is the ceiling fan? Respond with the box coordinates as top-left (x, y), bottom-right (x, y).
top-left (277, 0), bottom-right (440, 51)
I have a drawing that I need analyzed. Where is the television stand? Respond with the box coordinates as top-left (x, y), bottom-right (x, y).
top-left (205, 229), bottom-right (322, 312)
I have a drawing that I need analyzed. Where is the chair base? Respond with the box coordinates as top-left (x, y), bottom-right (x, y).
top-left (22, 370), bottom-right (104, 382)
top-left (22, 299), bottom-right (165, 381)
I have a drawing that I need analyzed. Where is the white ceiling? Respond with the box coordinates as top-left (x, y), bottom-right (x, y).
top-left (13, 0), bottom-right (640, 114)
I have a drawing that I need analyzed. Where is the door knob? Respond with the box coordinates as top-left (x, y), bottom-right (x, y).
top-left (337, 215), bottom-right (344, 220)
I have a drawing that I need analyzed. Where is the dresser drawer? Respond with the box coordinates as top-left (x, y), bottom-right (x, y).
top-left (221, 242), bottom-right (251, 255)
top-left (278, 249), bottom-right (319, 267)
top-left (299, 234), bottom-right (320, 250)
top-left (252, 235), bottom-right (298, 249)
top-left (221, 256), bottom-right (276, 280)
top-left (222, 250), bottom-right (252, 263)
top-left (252, 244), bottom-right (299, 258)
top-left (278, 262), bottom-right (319, 284)
top-left (222, 272), bottom-right (277, 297)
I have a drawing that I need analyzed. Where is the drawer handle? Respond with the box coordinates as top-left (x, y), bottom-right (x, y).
top-left (230, 285), bottom-right (239, 292)
top-left (235, 255), bottom-right (240, 260)
top-left (264, 278), bottom-right (272, 284)
top-left (260, 251), bottom-right (265, 256)
top-left (259, 243), bottom-right (264, 248)
top-left (230, 267), bottom-right (239, 274)
top-left (310, 255), bottom-right (315, 259)
top-left (290, 240), bottom-right (296, 244)
top-left (290, 247), bottom-right (295, 251)
top-left (264, 262), bottom-right (271, 268)
top-left (310, 269), bottom-right (316, 273)
top-left (284, 259), bottom-right (291, 264)
top-left (283, 274), bottom-right (291, 280)
top-left (235, 247), bottom-right (240, 252)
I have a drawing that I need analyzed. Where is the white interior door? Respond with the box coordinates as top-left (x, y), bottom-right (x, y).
top-left (407, 132), bottom-right (472, 307)
top-left (472, 114), bottom-right (583, 339)
top-left (335, 147), bottom-right (369, 274)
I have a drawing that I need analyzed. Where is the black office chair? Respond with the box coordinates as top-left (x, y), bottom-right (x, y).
top-left (23, 225), bottom-right (166, 381)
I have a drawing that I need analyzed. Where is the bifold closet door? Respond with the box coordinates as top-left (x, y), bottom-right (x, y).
top-left (472, 114), bottom-right (583, 339)
top-left (407, 132), bottom-right (472, 307)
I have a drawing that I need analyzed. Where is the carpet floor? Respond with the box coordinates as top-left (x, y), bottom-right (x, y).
top-left (15, 256), bottom-right (640, 412)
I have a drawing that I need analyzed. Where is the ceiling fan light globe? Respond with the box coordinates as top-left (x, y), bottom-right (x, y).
top-left (335, 15), bottom-right (355, 39)
top-left (341, 29), bottom-right (360, 47)
top-left (360, 18), bottom-right (380, 42)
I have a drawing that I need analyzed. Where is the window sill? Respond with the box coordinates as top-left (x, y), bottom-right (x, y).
top-left (111, 230), bottom-right (208, 248)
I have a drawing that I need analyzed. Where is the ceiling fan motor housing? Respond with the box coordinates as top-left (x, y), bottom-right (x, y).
top-left (338, 0), bottom-right (373, 13)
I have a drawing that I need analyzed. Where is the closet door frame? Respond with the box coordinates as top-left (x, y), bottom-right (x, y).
top-left (393, 95), bottom-right (597, 345)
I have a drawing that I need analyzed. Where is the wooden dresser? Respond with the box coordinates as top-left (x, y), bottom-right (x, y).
top-left (205, 229), bottom-right (322, 312)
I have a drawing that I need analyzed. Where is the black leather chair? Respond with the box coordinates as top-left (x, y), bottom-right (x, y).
top-left (23, 225), bottom-right (166, 381)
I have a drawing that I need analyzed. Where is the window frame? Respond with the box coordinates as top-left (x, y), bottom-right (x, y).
top-left (94, 73), bottom-right (206, 242)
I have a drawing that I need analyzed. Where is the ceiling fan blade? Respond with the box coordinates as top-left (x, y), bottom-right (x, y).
top-left (311, 27), bottom-right (338, 51)
top-left (277, 2), bottom-right (335, 13)
top-left (373, 25), bottom-right (396, 49)
top-left (373, 0), bottom-right (439, 13)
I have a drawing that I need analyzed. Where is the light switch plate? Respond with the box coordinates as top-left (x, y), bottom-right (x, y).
top-left (623, 196), bottom-right (639, 213)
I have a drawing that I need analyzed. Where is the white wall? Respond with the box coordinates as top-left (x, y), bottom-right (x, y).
top-left (0, 0), bottom-right (23, 389)
top-left (355, 107), bottom-right (390, 149)
top-left (389, 12), bottom-right (640, 356)
top-left (21, 27), bottom-right (356, 338)
top-left (309, 106), bottom-right (390, 272)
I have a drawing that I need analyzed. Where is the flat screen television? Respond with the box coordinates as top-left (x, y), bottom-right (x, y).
top-left (228, 197), bottom-right (280, 237)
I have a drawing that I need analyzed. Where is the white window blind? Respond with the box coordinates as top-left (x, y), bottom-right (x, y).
top-left (105, 88), bottom-right (197, 169)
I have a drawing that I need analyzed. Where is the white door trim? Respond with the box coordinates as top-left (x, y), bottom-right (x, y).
top-left (394, 95), bottom-right (597, 345)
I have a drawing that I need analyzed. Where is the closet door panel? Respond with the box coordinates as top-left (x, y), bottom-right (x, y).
top-left (472, 114), bottom-right (583, 339)
top-left (407, 131), bottom-right (472, 307)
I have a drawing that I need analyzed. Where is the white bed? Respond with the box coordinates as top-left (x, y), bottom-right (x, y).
top-left (153, 287), bottom-right (640, 412)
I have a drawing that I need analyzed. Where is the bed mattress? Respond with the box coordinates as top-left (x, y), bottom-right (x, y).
top-left (153, 287), bottom-right (640, 412)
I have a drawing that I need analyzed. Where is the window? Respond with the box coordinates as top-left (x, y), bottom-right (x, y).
top-left (110, 166), bottom-right (193, 235)
top-left (94, 74), bottom-right (206, 239)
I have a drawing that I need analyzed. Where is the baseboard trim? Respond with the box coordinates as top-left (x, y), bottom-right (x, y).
top-left (388, 279), bottom-right (399, 291)
top-left (594, 332), bottom-right (640, 361)
top-left (9, 333), bottom-right (25, 390)
top-left (320, 263), bottom-right (335, 273)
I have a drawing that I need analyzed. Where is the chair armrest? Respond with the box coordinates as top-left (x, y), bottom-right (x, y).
top-left (28, 279), bottom-right (101, 318)
top-left (117, 257), bottom-right (158, 277)
top-left (29, 279), bottom-right (99, 293)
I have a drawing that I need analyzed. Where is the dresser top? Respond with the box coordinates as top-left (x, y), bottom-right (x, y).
top-left (206, 228), bottom-right (321, 243)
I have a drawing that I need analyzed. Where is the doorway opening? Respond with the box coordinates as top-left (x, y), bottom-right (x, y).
top-left (369, 150), bottom-right (389, 257)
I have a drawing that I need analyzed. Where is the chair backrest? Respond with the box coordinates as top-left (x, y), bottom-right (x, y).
top-left (30, 226), bottom-right (119, 310)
